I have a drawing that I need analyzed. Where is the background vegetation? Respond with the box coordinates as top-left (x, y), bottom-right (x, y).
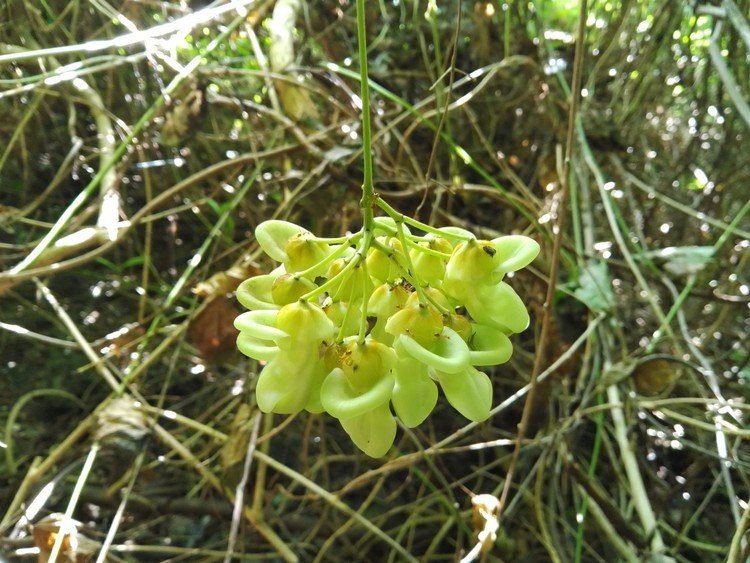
top-left (1, 0), bottom-right (749, 560)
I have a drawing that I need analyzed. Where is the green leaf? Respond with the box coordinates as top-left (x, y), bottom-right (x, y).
top-left (122, 255), bottom-right (145, 269)
top-left (645, 246), bottom-right (715, 276)
top-left (572, 261), bottom-right (613, 313)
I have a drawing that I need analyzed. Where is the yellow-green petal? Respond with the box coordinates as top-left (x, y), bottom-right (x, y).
top-left (339, 402), bottom-right (397, 458)
top-left (433, 366), bottom-right (492, 422)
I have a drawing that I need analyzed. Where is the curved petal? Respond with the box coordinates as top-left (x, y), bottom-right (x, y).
top-left (469, 325), bottom-right (513, 366)
top-left (255, 348), bottom-right (322, 414)
top-left (433, 366), bottom-right (493, 422)
top-left (303, 363), bottom-right (330, 414)
top-left (339, 402), bottom-right (397, 458)
top-left (491, 235), bottom-right (540, 275)
top-left (236, 275), bottom-right (280, 311)
top-left (276, 301), bottom-right (335, 345)
top-left (392, 357), bottom-right (438, 427)
top-left (437, 226), bottom-right (475, 242)
top-left (320, 368), bottom-right (395, 420)
top-left (372, 216), bottom-right (410, 236)
top-left (236, 332), bottom-right (279, 361)
top-left (255, 220), bottom-right (306, 263)
top-left (234, 310), bottom-right (288, 342)
top-left (465, 282), bottom-right (530, 334)
top-left (395, 327), bottom-right (470, 374)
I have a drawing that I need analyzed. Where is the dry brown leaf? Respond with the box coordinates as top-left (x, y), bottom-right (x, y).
top-left (188, 296), bottom-right (240, 365)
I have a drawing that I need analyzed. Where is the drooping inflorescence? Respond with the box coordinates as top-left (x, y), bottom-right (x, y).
top-left (234, 217), bottom-right (539, 457)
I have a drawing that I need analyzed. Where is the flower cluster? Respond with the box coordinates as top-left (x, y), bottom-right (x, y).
top-left (234, 217), bottom-right (539, 457)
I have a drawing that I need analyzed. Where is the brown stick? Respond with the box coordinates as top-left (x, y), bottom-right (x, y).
top-left (496, 0), bottom-right (589, 520)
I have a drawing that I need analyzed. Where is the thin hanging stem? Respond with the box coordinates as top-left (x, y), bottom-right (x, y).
top-left (356, 0), bottom-right (375, 230)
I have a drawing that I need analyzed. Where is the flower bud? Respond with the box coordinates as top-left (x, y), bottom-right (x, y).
top-left (366, 237), bottom-right (404, 283)
top-left (323, 300), bottom-right (359, 339)
top-left (320, 338), bottom-right (398, 457)
top-left (445, 312), bottom-right (472, 341)
top-left (255, 347), bottom-right (328, 414)
top-left (409, 237), bottom-right (451, 286)
top-left (284, 233), bottom-right (331, 273)
top-left (444, 239), bottom-right (500, 298)
top-left (326, 258), bottom-right (370, 301)
top-left (384, 300), bottom-right (443, 346)
top-left (276, 301), bottom-right (335, 344)
top-left (367, 283), bottom-right (409, 319)
top-left (337, 338), bottom-right (397, 391)
top-left (271, 274), bottom-right (317, 305)
top-left (255, 220), bottom-right (307, 262)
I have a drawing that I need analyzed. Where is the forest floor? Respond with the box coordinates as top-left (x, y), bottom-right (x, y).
top-left (1, 1), bottom-right (749, 561)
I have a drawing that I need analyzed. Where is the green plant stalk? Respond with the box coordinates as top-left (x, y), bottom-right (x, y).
top-left (355, 0), bottom-right (378, 342)
top-left (356, 0), bottom-right (375, 226)
top-left (301, 248), bottom-right (363, 302)
top-left (358, 233), bottom-right (372, 343)
top-left (297, 235), bottom-right (360, 278)
top-left (376, 198), bottom-right (472, 240)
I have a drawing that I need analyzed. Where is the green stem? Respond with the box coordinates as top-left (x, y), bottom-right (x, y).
top-left (301, 248), bottom-right (363, 302)
top-left (376, 198), bottom-right (473, 240)
top-left (296, 235), bottom-right (359, 278)
top-left (358, 232), bottom-right (373, 343)
top-left (356, 0), bottom-right (375, 228)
